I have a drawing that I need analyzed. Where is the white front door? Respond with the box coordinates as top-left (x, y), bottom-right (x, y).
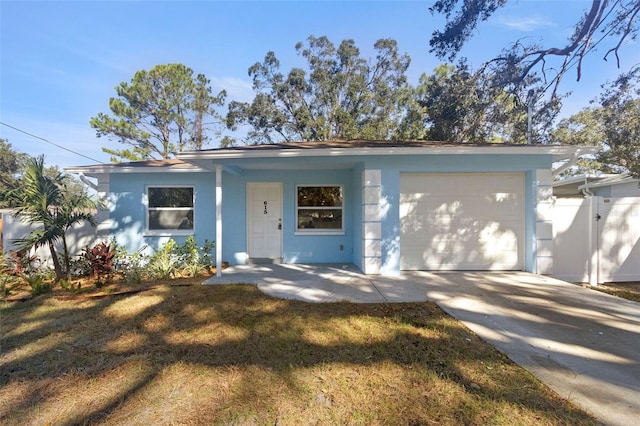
top-left (247, 182), bottom-right (283, 259)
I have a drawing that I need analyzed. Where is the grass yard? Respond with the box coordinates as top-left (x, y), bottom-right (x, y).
top-left (1, 282), bottom-right (597, 425)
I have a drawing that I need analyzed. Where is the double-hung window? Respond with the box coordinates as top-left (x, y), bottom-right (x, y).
top-left (296, 185), bottom-right (343, 234)
top-left (147, 186), bottom-right (194, 234)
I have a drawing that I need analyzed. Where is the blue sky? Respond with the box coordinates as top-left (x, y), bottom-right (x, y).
top-left (1, 0), bottom-right (638, 169)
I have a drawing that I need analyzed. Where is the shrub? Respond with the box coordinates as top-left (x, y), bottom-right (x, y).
top-left (111, 242), bottom-right (149, 284)
top-left (174, 236), bottom-right (214, 277)
top-left (148, 239), bottom-right (179, 279)
top-left (174, 235), bottom-right (199, 266)
top-left (59, 279), bottom-right (73, 291)
top-left (5, 250), bottom-right (41, 276)
top-left (183, 261), bottom-right (206, 278)
top-left (0, 273), bottom-right (21, 296)
top-left (123, 251), bottom-right (147, 284)
top-left (84, 242), bottom-right (116, 280)
top-left (24, 274), bottom-right (51, 296)
top-left (200, 239), bottom-right (215, 268)
top-left (68, 256), bottom-right (92, 278)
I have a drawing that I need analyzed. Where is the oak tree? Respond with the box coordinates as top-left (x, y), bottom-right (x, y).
top-left (553, 67), bottom-right (640, 178)
top-left (396, 63), bottom-right (561, 143)
top-left (429, 0), bottom-right (640, 95)
top-left (226, 36), bottom-right (411, 145)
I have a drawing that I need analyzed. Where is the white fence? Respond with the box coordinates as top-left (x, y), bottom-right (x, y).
top-left (553, 197), bottom-right (640, 284)
top-left (1, 210), bottom-right (100, 265)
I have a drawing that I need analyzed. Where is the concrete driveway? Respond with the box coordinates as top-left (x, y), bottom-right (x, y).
top-left (204, 265), bottom-right (640, 426)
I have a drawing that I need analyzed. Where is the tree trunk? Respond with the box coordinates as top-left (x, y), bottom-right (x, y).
top-left (62, 236), bottom-right (71, 280)
top-left (48, 241), bottom-right (63, 282)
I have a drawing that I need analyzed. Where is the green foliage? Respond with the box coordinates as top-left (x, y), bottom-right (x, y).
top-left (59, 279), bottom-right (72, 291)
top-left (0, 138), bottom-right (28, 207)
top-left (199, 239), bottom-right (215, 268)
top-left (553, 67), bottom-right (640, 178)
top-left (396, 62), bottom-right (559, 143)
top-left (112, 242), bottom-right (148, 284)
top-left (7, 156), bottom-right (98, 282)
top-left (227, 35), bottom-right (410, 144)
top-left (68, 256), bottom-right (92, 278)
top-left (148, 239), bottom-right (179, 279)
top-left (173, 236), bottom-right (216, 276)
top-left (429, 1), bottom-right (640, 97)
top-left (90, 63), bottom-right (226, 162)
top-left (4, 250), bottom-right (41, 277)
top-left (83, 242), bottom-right (116, 280)
top-left (183, 261), bottom-right (206, 278)
top-left (0, 274), bottom-right (21, 296)
top-left (123, 251), bottom-right (147, 284)
top-left (24, 274), bottom-right (51, 296)
top-left (174, 235), bottom-right (199, 265)
top-left (143, 237), bottom-right (216, 279)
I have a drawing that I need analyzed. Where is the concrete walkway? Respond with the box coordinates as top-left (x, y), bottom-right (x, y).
top-left (204, 265), bottom-right (640, 426)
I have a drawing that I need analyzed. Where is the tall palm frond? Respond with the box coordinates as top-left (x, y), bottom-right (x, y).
top-left (8, 155), bottom-right (98, 281)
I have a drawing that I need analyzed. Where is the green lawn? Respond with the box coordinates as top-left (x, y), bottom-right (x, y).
top-left (0, 284), bottom-right (597, 425)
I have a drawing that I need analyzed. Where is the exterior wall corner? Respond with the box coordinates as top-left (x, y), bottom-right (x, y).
top-left (361, 169), bottom-right (382, 274)
top-left (535, 169), bottom-right (554, 275)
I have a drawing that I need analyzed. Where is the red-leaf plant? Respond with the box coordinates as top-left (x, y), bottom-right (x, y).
top-left (83, 242), bottom-right (116, 280)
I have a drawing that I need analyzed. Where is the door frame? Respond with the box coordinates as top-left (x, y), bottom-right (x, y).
top-left (246, 182), bottom-right (283, 260)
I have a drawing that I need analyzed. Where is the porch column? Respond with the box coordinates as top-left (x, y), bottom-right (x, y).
top-left (362, 169), bottom-right (382, 274)
top-left (216, 165), bottom-right (222, 277)
top-left (535, 169), bottom-right (553, 275)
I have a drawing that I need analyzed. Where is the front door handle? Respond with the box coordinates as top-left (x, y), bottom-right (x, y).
top-left (278, 219), bottom-right (282, 230)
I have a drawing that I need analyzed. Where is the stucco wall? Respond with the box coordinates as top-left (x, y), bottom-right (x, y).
top-left (109, 172), bottom-right (216, 255)
top-left (103, 152), bottom-right (552, 274)
top-left (221, 168), bottom-right (355, 265)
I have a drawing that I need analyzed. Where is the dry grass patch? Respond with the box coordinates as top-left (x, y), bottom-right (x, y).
top-left (589, 281), bottom-right (640, 302)
top-left (1, 284), bottom-right (597, 425)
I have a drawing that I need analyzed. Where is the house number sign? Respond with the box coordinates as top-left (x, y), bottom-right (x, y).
top-left (263, 201), bottom-right (268, 214)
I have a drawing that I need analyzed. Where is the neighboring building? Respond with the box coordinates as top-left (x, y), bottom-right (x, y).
top-left (553, 173), bottom-right (640, 197)
top-left (65, 141), bottom-right (597, 277)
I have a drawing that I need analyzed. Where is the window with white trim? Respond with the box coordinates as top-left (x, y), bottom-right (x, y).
top-left (296, 185), bottom-right (343, 232)
top-left (147, 186), bottom-right (194, 232)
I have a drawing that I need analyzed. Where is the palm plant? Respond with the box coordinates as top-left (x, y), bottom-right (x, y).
top-left (9, 156), bottom-right (97, 282)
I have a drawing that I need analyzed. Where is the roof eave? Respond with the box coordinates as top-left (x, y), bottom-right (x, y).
top-left (177, 145), bottom-right (599, 162)
top-left (64, 165), bottom-right (209, 175)
top-left (578, 174), bottom-right (637, 190)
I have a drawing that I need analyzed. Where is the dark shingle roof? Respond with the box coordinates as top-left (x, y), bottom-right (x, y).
top-left (197, 140), bottom-right (532, 152)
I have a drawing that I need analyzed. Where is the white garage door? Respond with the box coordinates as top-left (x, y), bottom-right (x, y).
top-left (400, 173), bottom-right (525, 270)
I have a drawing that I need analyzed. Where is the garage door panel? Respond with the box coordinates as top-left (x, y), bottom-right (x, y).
top-left (400, 173), bottom-right (524, 271)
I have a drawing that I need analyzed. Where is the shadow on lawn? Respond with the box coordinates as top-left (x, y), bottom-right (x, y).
top-left (0, 284), bottom-right (596, 425)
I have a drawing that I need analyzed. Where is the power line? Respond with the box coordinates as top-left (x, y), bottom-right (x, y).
top-left (0, 121), bottom-right (104, 164)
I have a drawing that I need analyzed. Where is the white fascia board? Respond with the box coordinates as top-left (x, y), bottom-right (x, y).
top-left (553, 175), bottom-right (589, 187)
top-left (578, 175), bottom-right (637, 190)
top-left (177, 145), bottom-right (599, 162)
top-left (64, 165), bottom-right (208, 175)
top-left (553, 173), bottom-right (623, 187)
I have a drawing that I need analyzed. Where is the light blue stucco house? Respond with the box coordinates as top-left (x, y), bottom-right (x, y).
top-left (66, 141), bottom-right (596, 277)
